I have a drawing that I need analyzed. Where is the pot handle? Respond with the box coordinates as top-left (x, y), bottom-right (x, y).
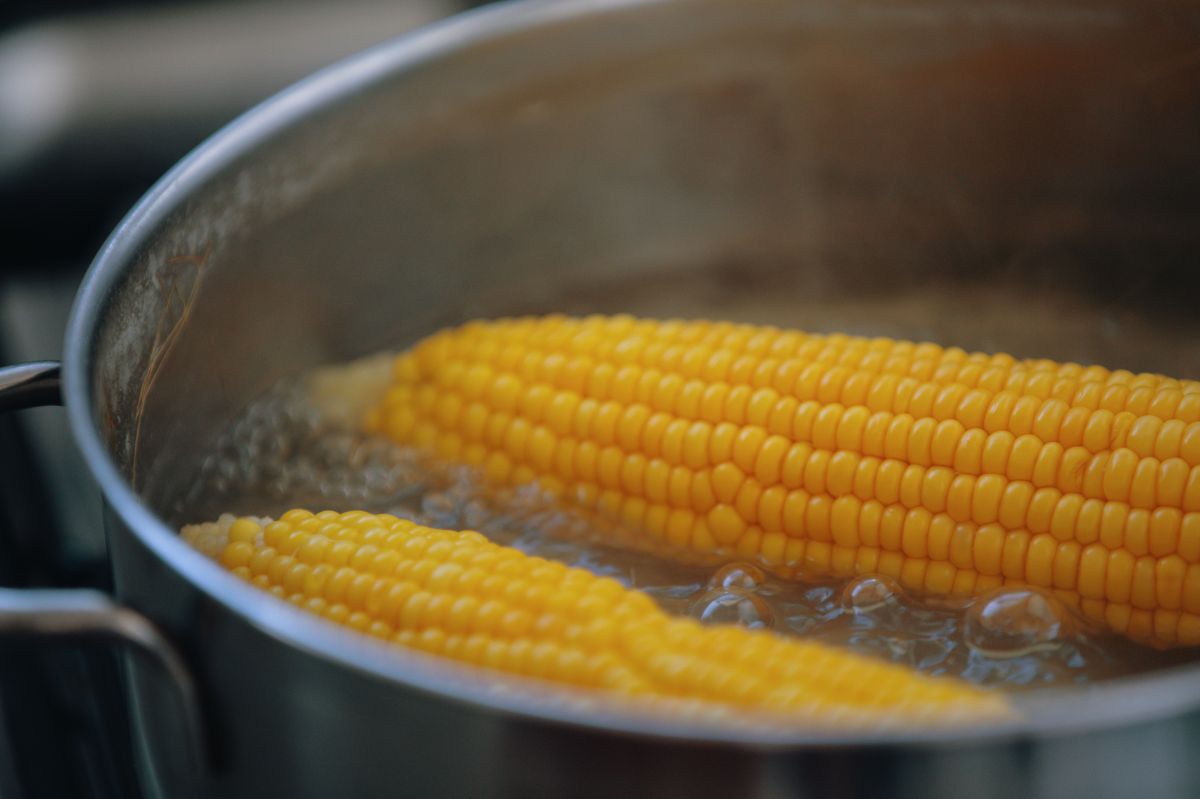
top-left (0, 360), bottom-right (207, 791)
top-left (0, 361), bottom-right (62, 412)
top-left (0, 588), bottom-right (207, 782)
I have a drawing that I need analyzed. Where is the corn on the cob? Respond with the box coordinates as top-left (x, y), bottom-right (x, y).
top-left (366, 314), bottom-right (1200, 647)
top-left (183, 509), bottom-right (1008, 725)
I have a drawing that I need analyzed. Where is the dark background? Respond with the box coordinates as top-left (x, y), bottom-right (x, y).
top-left (0, 2), bottom-right (471, 796)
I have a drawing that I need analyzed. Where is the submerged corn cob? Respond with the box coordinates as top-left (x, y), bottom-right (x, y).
top-left (366, 314), bottom-right (1200, 647)
top-left (183, 509), bottom-right (1008, 725)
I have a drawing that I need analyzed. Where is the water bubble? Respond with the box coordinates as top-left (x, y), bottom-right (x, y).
top-left (841, 575), bottom-right (904, 612)
top-left (963, 588), bottom-right (1072, 657)
top-left (709, 562), bottom-right (766, 591)
top-left (691, 589), bottom-right (775, 630)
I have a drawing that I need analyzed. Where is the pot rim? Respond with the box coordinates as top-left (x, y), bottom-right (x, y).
top-left (62, 0), bottom-right (1200, 749)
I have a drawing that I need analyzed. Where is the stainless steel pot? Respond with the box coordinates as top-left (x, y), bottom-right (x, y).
top-left (4, 0), bottom-right (1200, 796)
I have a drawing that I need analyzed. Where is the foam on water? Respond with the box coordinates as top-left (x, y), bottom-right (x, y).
top-left (178, 366), bottom-right (1196, 691)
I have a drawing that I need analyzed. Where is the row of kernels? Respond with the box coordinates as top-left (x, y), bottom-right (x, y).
top-left (410, 387), bottom-right (1032, 503)
top-left (771, 448), bottom-right (1200, 545)
top-left (441, 359), bottom-right (1017, 441)
top-left (456, 394), bottom-right (1200, 559)
top-left (575, 475), bottom-right (1200, 617)
top-left (237, 539), bottom-right (559, 638)
top-left (492, 316), bottom-right (1184, 400)
top-left (421, 410), bottom-right (1200, 578)
top-left (765, 463), bottom-right (1200, 562)
top-left (497, 317), bottom-right (949, 375)
top-left (428, 316), bottom-right (955, 377)
top-left (1077, 601), bottom-right (1200, 646)
top-left (424, 633), bottom-right (619, 686)
top-left (1025, 494), bottom-right (1200, 559)
top-left (1063, 451), bottom-right (1200, 509)
top-left (815, 537), bottom-right (1200, 645)
top-left (399, 373), bottom-right (1200, 505)
top-left (404, 397), bottom-right (1200, 543)
top-left (1072, 546), bottom-right (1200, 615)
top-left (806, 404), bottom-right (1200, 468)
top-left (416, 322), bottom-right (1200, 425)
top-left (233, 515), bottom-right (624, 615)
top-left (577, 475), bottom-right (1020, 597)
top-left (432, 317), bottom-right (1199, 406)
top-left (441, 396), bottom-right (1200, 563)
top-left (629, 624), bottom-right (937, 712)
top-left (402, 628), bottom-right (619, 688)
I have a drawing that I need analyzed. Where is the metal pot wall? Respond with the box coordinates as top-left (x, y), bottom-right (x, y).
top-left (4, 0), bottom-right (1200, 796)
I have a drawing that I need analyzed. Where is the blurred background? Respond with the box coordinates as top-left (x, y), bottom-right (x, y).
top-left (0, 2), bottom-right (473, 795)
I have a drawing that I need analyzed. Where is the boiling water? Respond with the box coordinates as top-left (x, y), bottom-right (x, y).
top-left (178, 367), bottom-right (1195, 691)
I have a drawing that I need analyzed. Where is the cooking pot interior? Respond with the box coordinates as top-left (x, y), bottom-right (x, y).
top-left (85, 0), bottom-right (1200, 664)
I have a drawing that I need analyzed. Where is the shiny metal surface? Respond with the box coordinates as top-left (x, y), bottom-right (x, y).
top-left (50, 0), bottom-right (1200, 795)
top-left (0, 587), bottom-right (205, 796)
top-left (0, 361), bottom-right (61, 412)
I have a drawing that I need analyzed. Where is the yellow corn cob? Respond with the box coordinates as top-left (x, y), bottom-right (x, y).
top-left (366, 314), bottom-right (1200, 647)
top-left (183, 509), bottom-right (1009, 725)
